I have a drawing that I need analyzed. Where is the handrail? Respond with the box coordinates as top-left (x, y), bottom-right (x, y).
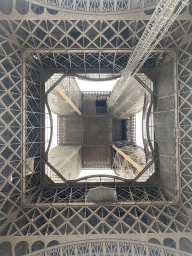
top-left (146, 95), bottom-right (154, 154)
top-left (74, 73), bottom-right (121, 82)
top-left (70, 174), bottom-right (126, 183)
top-left (142, 93), bottom-right (153, 163)
top-left (45, 100), bottom-right (53, 156)
top-left (142, 93), bottom-right (148, 163)
top-left (24, 238), bottom-right (192, 256)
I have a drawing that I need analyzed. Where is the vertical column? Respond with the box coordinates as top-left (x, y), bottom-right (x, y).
top-left (59, 0), bottom-right (62, 7)
top-left (103, 242), bottom-right (106, 256)
top-left (75, 244), bottom-right (78, 256)
top-left (145, 245), bottom-right (149, 256)
top-left (73, 0), bottom-right (76, 10)
top-left (117, 242), bottom-right (121, 256)
top-left (141, 0), bottom-right (145, 8)
top-left (86, 0), bottom-right (90, 11)
top-left (11, 242), bottom-right (15, 256)
top-left (89, 242), bottom-right (92, 256)
top-left (12, 0), bottom-right (16, 8)
top-left (175, 240), bottom-right (179, 250)
top-left (114, 0), bottom-right (117, 11)
top-left (28, 242), bottom-right (32, 254)
top-left (174, 50), bottom-right (180, 201)
top-left (21, 50), bottom-right (26, 204)
top-left (100, 0), bottom-right (103, 12)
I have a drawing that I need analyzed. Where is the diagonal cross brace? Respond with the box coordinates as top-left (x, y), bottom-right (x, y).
top-left (130, 159), bottom-right (157, 185)
top-left (134, 75), bottom-right (154, 95)
top-left (112, 144), bottom-right (143, 172)
top-left (42, 73), bottom-right (68, 97)
top-left (42, 159), bottom-right (69, 186)
top-left (55, 86), bottom-right (81, 115)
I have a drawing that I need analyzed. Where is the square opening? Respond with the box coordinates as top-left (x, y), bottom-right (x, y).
top-left (96, 99), bottom-right (107, 113)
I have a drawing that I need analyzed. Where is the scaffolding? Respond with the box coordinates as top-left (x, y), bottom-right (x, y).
top-left (126, 116), bottom-right (136, 144)
top-left (107, 0), bottom-right (189, 109)
top-left (47, 76), bottom-right (81, 116)
top-left (112, 142), bottom-right (147, 179)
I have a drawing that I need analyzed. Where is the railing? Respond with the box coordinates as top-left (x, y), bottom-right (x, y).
top-left (142, 93), bottom-right (153, 163)
top-left (25, 0), bottom-right (159, 13)
top-left (24, 239), bottom-right (191, 256)
top-left (31, 186), bottom-right (169, 204)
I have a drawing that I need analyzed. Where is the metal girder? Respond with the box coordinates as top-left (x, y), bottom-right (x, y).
top-left (131, 159), bottom-right (156, 185)
top-left (75, 73), bottom-right (121, 82)
top-left (42, 159), bottom-right (69, 186)
top-left (54, 86), bottom-right (81, 115)
top-left (134, 75), bottom-right (154, 95)
top-left (178, 38), bottom-right (192, 209)
top-left (4, 203), bottom-right (192, 239)
top-left (42, 73), bottom-right (68, 97)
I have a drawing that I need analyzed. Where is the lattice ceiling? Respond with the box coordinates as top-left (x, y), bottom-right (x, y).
top-left (1, 19), bottom-right (190, 50)
top-left (2, 204), bottom-right (192, 237)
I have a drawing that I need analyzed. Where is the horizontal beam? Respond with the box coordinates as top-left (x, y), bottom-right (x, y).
top-left (27, 49), bottom-right (169, 54)
top-left (43, 180), bottom-right (160, 188)
top-left (75, 73), bottom-right (121, 82)
top-left (32, 200), bottom-right (172, 207)
top-left (55, 86), bottom-right (81, 115)
top-left (112, 144), bottom-right (143, 172)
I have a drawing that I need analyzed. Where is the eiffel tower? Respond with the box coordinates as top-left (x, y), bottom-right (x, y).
top-left (0, 0), bottom-right (192, 255)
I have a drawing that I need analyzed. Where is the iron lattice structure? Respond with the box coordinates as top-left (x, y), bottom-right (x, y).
top-left (0, 0), bottom-right (192, 255)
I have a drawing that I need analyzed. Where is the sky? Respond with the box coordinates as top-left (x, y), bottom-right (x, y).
top-left (136, 111), bottom-right (144, 148)
top-left (76, 78), bottom-right (117, 91)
